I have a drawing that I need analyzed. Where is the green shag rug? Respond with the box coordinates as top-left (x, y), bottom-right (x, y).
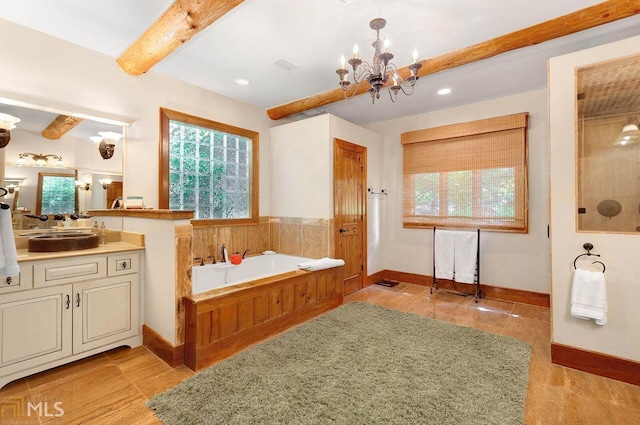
top-left (148, 302), bottom-right (531, 425)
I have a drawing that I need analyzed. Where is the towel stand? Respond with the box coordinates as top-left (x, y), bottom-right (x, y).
top-left (573, 242), bottom-right (606, 273)
top-left (431, 227), bottom-right (483, 302)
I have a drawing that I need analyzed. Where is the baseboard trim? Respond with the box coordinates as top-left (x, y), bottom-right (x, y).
top-left (551, 342), bottom-right (640, 386)
top-left (142, 324), bottom-right (184, 367)
top-left (368, 269), bottom-right (549, 307)
top-left (366, 270), bottom-right (386, 287)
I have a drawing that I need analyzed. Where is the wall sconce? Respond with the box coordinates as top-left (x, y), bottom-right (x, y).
top-left (6, 184), bottom-right (17, 194)
top-left (615, 117), bottom-right (640, 146)
top-left (98, 179), bottom-right (112, 190)
top-left (76, 180), bottom-right (91, 191)
top-left (16, 152), bottom-right (64, 166)
top-left (0, 113), bottom-right (21, 148)
top-left (96, 131), bottom-right (122, 160)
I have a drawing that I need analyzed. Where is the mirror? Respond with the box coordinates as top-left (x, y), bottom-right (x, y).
top-left (0, 97), bottom-right (127, 230)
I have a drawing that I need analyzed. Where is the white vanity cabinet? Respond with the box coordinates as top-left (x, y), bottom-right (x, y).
top-left (0, 250), bottom-right (143, 388)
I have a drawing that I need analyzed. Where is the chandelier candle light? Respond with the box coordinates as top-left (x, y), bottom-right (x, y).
top-left (336, 18), bottom-right (422, 104)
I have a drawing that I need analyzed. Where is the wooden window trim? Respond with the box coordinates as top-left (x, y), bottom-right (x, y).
top-left (159, 108), bottom-right (259, 226)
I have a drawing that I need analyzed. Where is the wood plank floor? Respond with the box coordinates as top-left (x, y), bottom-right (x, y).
top-left (1, 282), bottom-right (639, 424)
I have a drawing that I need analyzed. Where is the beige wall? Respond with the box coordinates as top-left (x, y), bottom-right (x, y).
top-left (0, 18), bottom-right (272, 213)
top-left (366, 89), bottom-right (550, 294)
top-left (270, 114), bottom-right (385, 273)
top-left (0, 18), bottom-right (275, 346)
top-left (550, 34), bottom-right (640, 362)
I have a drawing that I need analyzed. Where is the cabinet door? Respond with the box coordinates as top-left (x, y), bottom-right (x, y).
top-left (0, 285), bottom-right (72, 373)
top-left (73, 275), bottom-right (139, 354)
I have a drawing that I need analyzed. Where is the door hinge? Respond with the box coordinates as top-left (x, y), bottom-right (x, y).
top-left (361, 264), bottom-right (364, 271)
top-left (359, 164), bottom-right (364, 171)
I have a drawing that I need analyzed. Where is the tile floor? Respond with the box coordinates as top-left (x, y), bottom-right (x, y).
top-left (0, 282), bottom-right (638, 424)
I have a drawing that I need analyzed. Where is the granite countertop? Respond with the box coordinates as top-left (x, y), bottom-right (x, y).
top-left (16, 241), bottom-right (145, 262)
top-left (15, 231), bottom-right (145, 262)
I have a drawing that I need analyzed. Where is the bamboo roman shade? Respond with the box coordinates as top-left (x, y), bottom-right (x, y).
top-left (401, 113), bottom-right (529, 232)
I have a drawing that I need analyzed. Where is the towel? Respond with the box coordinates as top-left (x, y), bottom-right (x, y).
top-left (434, 230), bottom-right (455, 279)
top-left (571, 268), bottom-right (607, 326)
top-left (297, 257), bottom-right (345, 271)
top-left (0, 208), bottom-right (20, 277)
top-left (454, 231), bottom-right (478, 283)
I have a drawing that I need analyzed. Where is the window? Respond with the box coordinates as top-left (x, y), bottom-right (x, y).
top-left (36, 173), bottom-right (77, 215)
top-left (159, 108), bottom-right (259, 225)
top-left (401, 113), bottom-right (528, 232)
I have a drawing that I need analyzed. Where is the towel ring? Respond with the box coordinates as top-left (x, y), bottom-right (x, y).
top-left (592, 261), bottom-right (606, 273)
top-left (0, 187), bottom-right (7, 197)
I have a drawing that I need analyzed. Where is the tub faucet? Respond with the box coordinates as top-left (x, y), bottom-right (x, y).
top-left (221, 244), bottom-right (228, 262)
top-left (207, 255), bottom-right (216, 264)
top-left (242, 249), bottom-right (250, 259)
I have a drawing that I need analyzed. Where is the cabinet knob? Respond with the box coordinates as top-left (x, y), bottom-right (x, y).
top-left (5, 276), bottom-right (11, 285)
top-left (122, 261), bottom-right (128, 269)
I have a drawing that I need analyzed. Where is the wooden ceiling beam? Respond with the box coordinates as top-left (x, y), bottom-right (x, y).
top-left (41, 115), bottom-right (83, 140)
top-left (117, 0), bottom-right (246, 76)
top-left (266, 0), bottom-right (640, 121)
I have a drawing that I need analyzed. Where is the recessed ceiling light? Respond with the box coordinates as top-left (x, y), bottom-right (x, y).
top-left (437, 88), bottom-right (452, 95)
top-left (234, 77), bottom-right (251, 86)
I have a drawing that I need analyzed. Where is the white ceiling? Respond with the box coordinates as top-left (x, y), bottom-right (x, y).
top-left (1, 0), bottom-right (640, 125)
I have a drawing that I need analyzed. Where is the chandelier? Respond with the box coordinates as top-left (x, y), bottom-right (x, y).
top-left (336, 18), bottom-right (422, 104)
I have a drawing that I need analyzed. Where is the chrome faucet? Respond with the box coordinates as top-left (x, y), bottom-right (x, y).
top-left (221, 244), bottom-right (227, 262)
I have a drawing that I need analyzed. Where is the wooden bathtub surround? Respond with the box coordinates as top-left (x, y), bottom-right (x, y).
top-left (184, 266), bottom-right (344, 371)
top-left (266, 0), bottom-right (640, 120)
top-left (192, 216), bottom-right (270, 262)
top-left (175, 224), bottom-right (194, 347)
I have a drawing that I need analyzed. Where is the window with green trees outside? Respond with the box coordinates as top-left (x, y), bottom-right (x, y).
top-left (159, 108), bottom-right (259, 225)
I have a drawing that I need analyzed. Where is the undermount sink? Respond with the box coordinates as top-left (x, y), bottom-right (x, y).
top-left (28, 232), bottom-right (100, 252)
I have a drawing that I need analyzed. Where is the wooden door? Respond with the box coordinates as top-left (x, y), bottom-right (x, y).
top-left (334, 139), bottom-right (366, 296)
top-left (107, 181), bottom-right (123, 209)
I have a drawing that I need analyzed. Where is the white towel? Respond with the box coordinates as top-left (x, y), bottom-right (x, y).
top-left (454, 231), bottom-right (478, 284)
top-left (571, 268), bottom-right (607, 326)
top-left (434, 230), bottom-right (455, 279)
top-left (0, 208), bottom-right (20, 277)
top-left (297, 257), bottom-right (345, 271)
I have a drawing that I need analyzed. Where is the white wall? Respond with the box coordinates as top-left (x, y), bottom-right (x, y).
top-left (269, 114), bottom-right (385, 273)
top-left (270, 115), bottom-right (332, 218)
top-left (0, 19), bottom-right (274, 345)
top-left (0, 18), bottom-right (272, 214)
top-left (549, 35), bottom-right (640, 361)
top-left (366, 89), bottom-right (550, 294)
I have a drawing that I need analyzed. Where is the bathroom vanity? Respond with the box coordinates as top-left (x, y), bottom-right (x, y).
top-left (0, 240), bottom-right (144, 388)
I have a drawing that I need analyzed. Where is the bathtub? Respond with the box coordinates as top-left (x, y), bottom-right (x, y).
top-left (191, 253), bottom-right (312, 294)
